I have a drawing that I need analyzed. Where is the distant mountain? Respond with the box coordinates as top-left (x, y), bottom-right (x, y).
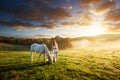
top-left (74, 34), bottom-right (120, 42)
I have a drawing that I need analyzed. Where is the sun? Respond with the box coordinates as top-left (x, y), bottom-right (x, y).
top-left (61, 21), bottom-right (106, 37)
top-left (86, 22), bottom-right (105, 36)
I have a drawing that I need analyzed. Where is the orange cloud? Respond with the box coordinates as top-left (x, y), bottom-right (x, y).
top-left (94, 0), bottom-right (116, 15)
top-left (80, 0), bottom-right (101, 7)
top-left (103, 22), bottom-right (120, 32)
top-left (104, 8), bottom-right (120, 21)
top-left (62, 22), bottom-right (91, 27)
top-left (103, 7), bottom-right (120, 31)
top-left (80, 15), bottom-right (93, 21)
top-left (15, 26), bottom-right (24, 31)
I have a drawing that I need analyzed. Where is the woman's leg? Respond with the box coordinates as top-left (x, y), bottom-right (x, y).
top-left (53, 52), bottom-right (56, 62)
top-left (56, 51), bottom-right (58, 61)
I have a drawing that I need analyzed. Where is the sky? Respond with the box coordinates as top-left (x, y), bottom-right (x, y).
top-left (0, 0), bottom-right (120, 38)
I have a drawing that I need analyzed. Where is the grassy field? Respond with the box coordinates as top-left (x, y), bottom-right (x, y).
top-left (0, 49), bottom-right (120, 80)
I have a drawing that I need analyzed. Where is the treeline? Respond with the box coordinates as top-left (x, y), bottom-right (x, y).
top-left (0, 36), bottom-right (72, 50)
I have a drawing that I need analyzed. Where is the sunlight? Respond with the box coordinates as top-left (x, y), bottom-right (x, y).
top-left (62, 21), bottom-right (106, 37)
top-left (86, 21), bottom-right (105, 36)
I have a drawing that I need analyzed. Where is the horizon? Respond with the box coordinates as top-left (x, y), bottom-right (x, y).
top-left (0, 33), bottom-right (120, 39)
top-left (0, 0), bottom-right (120, 38)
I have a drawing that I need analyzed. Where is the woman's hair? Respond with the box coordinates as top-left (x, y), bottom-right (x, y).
top-left (52, 40), bottom-right (57, 46)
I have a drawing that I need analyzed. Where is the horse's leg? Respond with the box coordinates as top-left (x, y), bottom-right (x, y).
top-left (44, 53), bottom-right (46, 63)
top-left (45, 51), bottom-right (53, 64)
top-left (38, 53), bottom-right (41, 62)
top-left (31, 51), bottom-right (34, 62)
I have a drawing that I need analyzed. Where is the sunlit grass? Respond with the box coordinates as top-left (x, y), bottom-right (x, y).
top-left (0, 49), bottom-right (120, 80)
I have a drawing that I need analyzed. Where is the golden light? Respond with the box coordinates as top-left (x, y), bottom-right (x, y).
top-left (86, 21), bottom-right (105, 36)
top-left (62, 20), bottom-right (106, 37)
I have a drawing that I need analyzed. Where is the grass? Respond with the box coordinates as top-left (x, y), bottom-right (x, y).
top-left (0, 49), bottom-right (120, 80)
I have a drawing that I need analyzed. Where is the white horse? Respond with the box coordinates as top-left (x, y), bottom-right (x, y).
top-left (30, 43), bottom-right (53, 64)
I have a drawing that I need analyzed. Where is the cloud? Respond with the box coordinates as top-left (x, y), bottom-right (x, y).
top-left (62, 15), bottom-right (93, 27)
top-left (62, 22), bottom-right (91, 27)
top-left (94, 0), bottom-right (116, 15)
top-left (0, 18), bottom-right (34, 28)
top-left (80, 0), bottom-right (101, 7)
top-left (104, 8), bottom-right (120, 21)
top-left (15, 26), bottom-right (42, 31)
top-left (33, 34), bottom-right (52, 38)
top-left (104, 23), bottom-right (120, 32)
top-left (40, 0), bottom-right (55, 3)
top-left (0, 0), bottom-right (71, 29)
top-left (0, 16), bottom-right (57, 29)
top-left (14, 0), bottom-right (71, 20)
top-left (80, 15), bottom-right (93, 21)
top-left (103, 22), bottom-right (120, 31)
top-left (103, 8), bottom-right (120, 31)
top-left (15, 26), bottom-right (24, 31)
top-left (61, 5), bottom-right (73, 10)
top-left (77, 9), bottom-right (91, 16)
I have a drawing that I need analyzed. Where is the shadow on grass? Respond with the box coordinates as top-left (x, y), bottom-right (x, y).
top-left (0, 61), bottom-right (51, 72)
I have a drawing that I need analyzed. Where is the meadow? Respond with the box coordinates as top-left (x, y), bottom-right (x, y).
top-left (0, 48), bottom-right (120, 80)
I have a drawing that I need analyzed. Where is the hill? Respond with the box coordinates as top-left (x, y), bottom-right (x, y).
top-left (74, 33), bottom-right (120, 42)
top-left (72, 34), bottom-right (120, 49)
top-left (0, 42), bottom-right (29, 51)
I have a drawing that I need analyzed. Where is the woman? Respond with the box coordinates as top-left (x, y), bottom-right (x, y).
top-left (51, 39), bottom-right (59, 62)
